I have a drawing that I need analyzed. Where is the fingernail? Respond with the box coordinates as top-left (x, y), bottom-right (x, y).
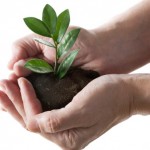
top-left (18, 78), bottom-right (24, 86)
top-left (17, 78), bottom-right (22, 84)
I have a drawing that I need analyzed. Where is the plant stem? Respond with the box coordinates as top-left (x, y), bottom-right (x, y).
top-left (53, 40), bottom-right (58, 74)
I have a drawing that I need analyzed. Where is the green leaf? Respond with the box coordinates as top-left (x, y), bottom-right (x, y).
top-left (42, 4), bottom-right (57, 34)
top-left (54, 9), bottom-right (70, 43)
top-left (34, 38), bottom-right (55, 48)
top-left (57, 50), bottom-right (79, 78)
top-left (24, 17), bottom-right (51, 37)
top-left (25, 58), bottom-right (53, 73)
top-left (58, 28), bottom-right (80, 58)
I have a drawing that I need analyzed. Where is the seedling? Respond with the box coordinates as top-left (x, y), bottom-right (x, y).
top-left (24, 4), bottom-right (80, 78)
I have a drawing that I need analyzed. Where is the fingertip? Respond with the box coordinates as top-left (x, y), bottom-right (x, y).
top-left (18, 77), bottom-right (29, 88)
top-left (18, 78), bottom-right (30, 91)
top-left (7, 59), bottom-right (14, 70)
top-left (27, 117), bottom-right (40, 133)
top-left (17, 77), bottom-right (24, 86)
top-left (14, 60), bottom-right (31, 77)
top-left (18, 77), bottom-right (35, 100)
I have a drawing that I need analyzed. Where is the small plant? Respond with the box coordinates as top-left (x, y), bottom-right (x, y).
top-left (24, 4), bottom-right (80, 78)
top-left (24, 4), bottom-right (99, 111)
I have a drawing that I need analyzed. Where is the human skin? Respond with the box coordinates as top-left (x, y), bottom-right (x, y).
top-left (1, 74), bottom-right (150, 150)
top-left (6, 1), bottom-right (150, 77)
top-left (1, 0), bottom-right (150, 149)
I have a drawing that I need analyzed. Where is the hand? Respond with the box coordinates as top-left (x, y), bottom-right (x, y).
top-left (8, 25), bottom-right (148, 79)
top-left (0, 74), bottom-right (133, 149)
top-left (8, 27), bottom-right (103, 80)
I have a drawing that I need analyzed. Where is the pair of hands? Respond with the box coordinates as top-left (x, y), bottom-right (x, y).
top-left (0, 28), bottom-right (132, 150)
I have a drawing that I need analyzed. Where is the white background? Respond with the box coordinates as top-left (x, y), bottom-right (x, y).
top-left (1, 0), bottom-right (150, 150)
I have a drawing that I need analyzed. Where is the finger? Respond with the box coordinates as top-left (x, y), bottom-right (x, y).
top-left (27, 99), bottom-right (83, 133)
top-left (13, 59), bottom-right (31, 77)
top-left (8, 34), bottom-right (39, 70)
top-left (0, 91), bottom-right (25, 127)
top-left (0, 80), bottom-right (26, 120)
top-left (8, 45), bottom-right (29, 70)
top-left (0, 103), bottom-right (6, 111)
top-left (0, 106), bottom-right (6, 111)
top-left (8, 73), bottom-right (19, 82)
top-left (18, 77), bottom-right (42, 120)
top-left (13, 57), bottom-right (54, 77)
top-left (8, 34), bottom-right (55, 70)
top-left (27, 88), bottom-right (96, 133)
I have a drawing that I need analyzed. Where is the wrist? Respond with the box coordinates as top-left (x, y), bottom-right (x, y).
top-left (97, 74), bottom-right (136, 119)
top-left (123, 74), bottom-right (150, 115)
top-left (111, 74), bottom-right (136, 118)
top-left (105, 74), bottom-right (150, 118)
top-left (91, 11), bottom-right (150, 74)
top-left (91, 22), bottom-right (139, 74)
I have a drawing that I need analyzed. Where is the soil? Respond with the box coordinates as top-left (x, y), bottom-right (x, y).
top-left (26, 68), bottom-right (99, 111)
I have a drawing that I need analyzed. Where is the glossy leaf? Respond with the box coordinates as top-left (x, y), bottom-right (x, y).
top-left (24, 17), bottom-right (51, 37)
top-left (58, 28), bottom-right (80, 58)
top-left (54, 9), bottom-right (70, 43)
top-left (57, 50), bottom-right (79, 78)
top-left (42, 4), bottom-right (57, 34)
top-left (34, 38), bottom-right (55, 48)
top-left (25, 58), bottom-right (53, 73)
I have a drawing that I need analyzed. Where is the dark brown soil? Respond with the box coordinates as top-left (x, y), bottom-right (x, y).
top-left (26, 68), bottom-right (99, 111)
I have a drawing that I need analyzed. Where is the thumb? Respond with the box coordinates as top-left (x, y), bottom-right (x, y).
top-left (13, 59), bottom-right (32, 77)
top-left (27, 99), bottom-right (83, 133)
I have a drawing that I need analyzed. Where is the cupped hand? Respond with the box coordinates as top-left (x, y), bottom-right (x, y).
top-left (0, 74), bottom-right (133, 150)
top-left (8, 27), bottom-right (102, 79)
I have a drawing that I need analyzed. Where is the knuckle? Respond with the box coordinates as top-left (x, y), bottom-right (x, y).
top-left (13, 62), bottom-right (20, 73)
top-left (11, 41), bottom-right (22, 55)
top-left (0, 79), bottom-right (9, 90)
top-left (12, 41), bottom-right (28, 60)
top-left (45, 114), bottom-right (61, 133)
top-left (0, 79), bottom-right (8, 85)
top-left (1, 80), bottom-right (12, 92)
top-left (0, 93), bottom-right (11, 109)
